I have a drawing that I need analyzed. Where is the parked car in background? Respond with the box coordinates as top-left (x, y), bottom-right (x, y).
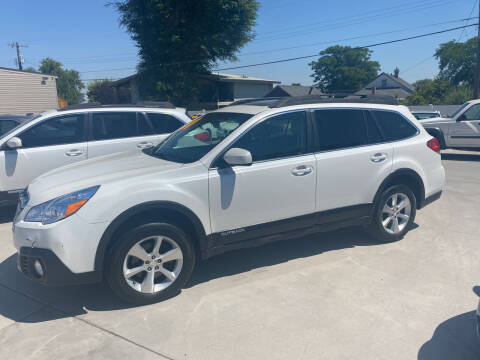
top-left (419, 100), bottom-right (480, 150)
top-left (0, 114), bottom-right (32, 136)
top-left (411, 111), bottom-right (441, 120)
top-left (12, 95), bottom-right (444, 304)
top-left (0, 103), bottom-right (191, 206)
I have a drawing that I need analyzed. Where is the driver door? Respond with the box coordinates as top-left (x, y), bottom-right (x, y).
top-left (449, 104), bottom-right (480, 147)
top-left (0, 114), bottom-right (87, 191)
top-left (208, 110), bottom-right (316, 245)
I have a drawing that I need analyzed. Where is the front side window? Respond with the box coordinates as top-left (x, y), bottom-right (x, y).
top-left (146, 113), bottom-right (184, 134)
top-left (91, 112), bottom-right (137, 140)
top-left (19, 114), bottom-right (85, 148)
top-left (314, 109), bottom-right (366, 151)
top-left (462, 104), bottom-right (480, 120)
top-left (233, 111), bottom-right (307, 162)
top-left (152, 112), bottom-right (253, 163)
top-left (372, 110), bottom-right (417, 141)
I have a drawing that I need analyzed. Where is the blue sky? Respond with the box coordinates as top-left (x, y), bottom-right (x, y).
top-left (0, 0), bottom-right (477, 87)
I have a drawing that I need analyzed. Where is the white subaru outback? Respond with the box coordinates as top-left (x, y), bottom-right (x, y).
top-left (12, 95), bottom-right (445, 304)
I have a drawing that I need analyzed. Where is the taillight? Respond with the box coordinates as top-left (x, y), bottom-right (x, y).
top-left (427, 137), bottom-right (440, 153)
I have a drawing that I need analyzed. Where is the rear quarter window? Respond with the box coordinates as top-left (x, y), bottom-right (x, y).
top-left (372, 110), bottom-right (418, 141)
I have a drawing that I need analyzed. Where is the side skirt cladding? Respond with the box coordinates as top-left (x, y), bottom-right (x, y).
top-left (204, 204), bottom-right (372, 258)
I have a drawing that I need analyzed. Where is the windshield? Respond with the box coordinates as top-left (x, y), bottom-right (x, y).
top-left (151, 112), bottom-right (254, 163)
top-left (413, 112), bottom-right (440, 120)
top-left (449, 102), bottom-right (470, 118)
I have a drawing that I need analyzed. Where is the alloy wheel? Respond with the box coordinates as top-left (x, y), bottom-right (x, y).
top-left (122, 235), bottom-right (183, 294)
top-left (381, 192), bottom-right (411, 234)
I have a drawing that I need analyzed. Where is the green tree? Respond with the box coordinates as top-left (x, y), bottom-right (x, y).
top-left (435, 37), bottom-right (476, 87)
top-left (309, 46), bottom-right (380, 93)
top-left (403, 79), bottom-right (472, 105)
top-left (111, 0), bottom-right (259, 105)
top-left (87, 79), bottom-right (116, 104)
top-left (38, 57), bottom-right (84, 104)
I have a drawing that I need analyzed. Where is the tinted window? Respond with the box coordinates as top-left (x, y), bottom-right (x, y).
top-left (147, 113), bottom-right (184, 134)
top-left (372, 110), bottom-right (417, 141)
top-left (19, 114), bottom-right (85, 148)
top-left (138, 113), bottom-right (154, 136)
top-left (364, 111), bottom-right (383, 144)
top-left (234, 111), bottom-right (307, 162)
top-left (92, 112), bottom-right (137, 140)
top-left (462, 104), bottom-right (480, 120)
top-left (314, 109), bottom-right (366, 151)
top-left (0, 120), bottom-right (20, 135)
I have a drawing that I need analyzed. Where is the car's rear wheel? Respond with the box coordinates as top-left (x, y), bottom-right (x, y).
top-left (106, 223), bottom-right (195, 305)
top-left (368, 185), bottom-right (416, 242)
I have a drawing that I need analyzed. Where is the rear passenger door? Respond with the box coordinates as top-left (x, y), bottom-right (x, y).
top-left (313, 109), bottom-right (393, 219)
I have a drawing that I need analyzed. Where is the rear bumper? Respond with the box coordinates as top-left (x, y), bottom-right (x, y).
top-left (419, 190), bottom-right (442, 209)
top-left (17, 247), bottom-right (101, 286)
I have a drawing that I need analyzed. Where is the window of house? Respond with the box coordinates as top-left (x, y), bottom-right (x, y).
top-left (381, 79), bottom-right (387, 88)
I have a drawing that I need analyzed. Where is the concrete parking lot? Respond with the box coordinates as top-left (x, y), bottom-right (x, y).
top-left (0, 149), bottom-right (479, 360)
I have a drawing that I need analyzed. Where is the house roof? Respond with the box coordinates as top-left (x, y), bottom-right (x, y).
top-left (355, 87), bottom-right (412, 99)
top-left (265, 85), bottom-right (323, 97)
top-left (0, 66), bottom-right (57, 78)
top-left (111, 72), bottom-right (280, 86)
top-left (362, 72), bottom-right (415, 93)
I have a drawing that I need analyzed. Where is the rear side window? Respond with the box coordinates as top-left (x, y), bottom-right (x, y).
top-left (92, 112), bottom-right (137, 140)
top-left (0, 120), bottom-right (19, 135)
top-left (372, 110), bottom-right (417, 141)
top-left (313, 109), bottom-right (366, 151)
top-left (19, 114), bottom-right (85, 148)
top-left (146, 113), bottom-right (184, 134)
top-left (364, 111), bottom-right (383, 144)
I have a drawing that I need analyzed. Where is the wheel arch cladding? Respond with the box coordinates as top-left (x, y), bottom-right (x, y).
top-left (94, 201), bottom-right (207, 272)
top-left (373, 169), bottom-right (425, 210)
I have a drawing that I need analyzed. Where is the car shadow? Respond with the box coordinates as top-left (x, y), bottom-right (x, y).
top-left (0, 225), bottom-right (405, 323)
top-left (441, 152), bottom-right (480, 162)
top-left (0, 205), bottom-right (16, 224)
top-left (418, 311), bottom-right (480, 359)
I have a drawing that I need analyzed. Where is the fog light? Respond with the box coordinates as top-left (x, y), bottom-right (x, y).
top-left (33, 259), bottom-right (44, 277)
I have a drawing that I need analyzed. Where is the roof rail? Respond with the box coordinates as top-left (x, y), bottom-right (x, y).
top-left (58, 101), bottom-right (175, 112)
top-left (229, 97), bottom-right (282, 106)
top-left (269, 94), bottom-right (398, 108)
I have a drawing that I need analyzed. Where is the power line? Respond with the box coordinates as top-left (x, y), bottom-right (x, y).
top-left (214, 23), bottom-right (478, 72)
top-left (458, 0), bottom-right (478, 41)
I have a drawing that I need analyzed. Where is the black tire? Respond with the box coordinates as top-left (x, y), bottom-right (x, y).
top-left (368, 185), bottom-right (417, 243)
top-left (105, 223), bottom-right (195, 305)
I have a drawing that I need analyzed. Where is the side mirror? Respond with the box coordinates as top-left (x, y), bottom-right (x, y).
top-left (223, 147), bottom-right (252, 166)
top-left (6, 137), bottom-right (22, 149)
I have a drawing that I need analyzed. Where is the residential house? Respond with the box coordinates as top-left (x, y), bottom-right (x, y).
top-left (109, 72), bottom-right (280, 108)
top-left (0, 67), bottom-right (58, 115)
top-left (264, 84), bottom-right (323, 97)
top-left (355, 71), bottom-right (415, 100)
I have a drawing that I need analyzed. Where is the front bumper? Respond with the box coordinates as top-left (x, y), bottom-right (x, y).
top-left (17, 247), bottom-right (101, 286)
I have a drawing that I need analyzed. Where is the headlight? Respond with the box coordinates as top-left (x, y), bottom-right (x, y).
top-left (25, 186), bottom-right (99, 225)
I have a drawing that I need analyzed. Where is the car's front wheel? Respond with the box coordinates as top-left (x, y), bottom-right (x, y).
top-left (368, 185), bottom-right (416, 242)
top-left (106, 223), bottom-right (195, 305)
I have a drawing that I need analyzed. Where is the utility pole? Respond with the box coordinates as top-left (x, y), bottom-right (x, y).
top-left (475, 1), bottom-right (480, 99)
top-left (8, 42), bottom-right (28, 70)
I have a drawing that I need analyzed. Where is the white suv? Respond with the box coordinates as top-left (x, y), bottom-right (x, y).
top-left (0, 103), bottom-right (191, 206)
top-left (12, 95), bottom-right (445, 304)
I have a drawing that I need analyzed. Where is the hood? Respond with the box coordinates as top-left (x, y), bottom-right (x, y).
top-left (418, 117), bottom-right (454, 125)
top-left (28, 150), bottom-right (182, 203)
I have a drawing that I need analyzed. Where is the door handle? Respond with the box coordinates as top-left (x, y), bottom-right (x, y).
top-left (370, 153), bottom-right (387, 162)
top-left (291, 165), bottom-right (313, 176)
top-left (137, 142), bottom-right (154, 149)
top-left (65, 149), bottom-right (83, 157)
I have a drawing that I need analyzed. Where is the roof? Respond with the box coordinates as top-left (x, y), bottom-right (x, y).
top-left (355, 87), bottom-right (411, 99)
top-left (111, 72), bottom-right (280, 87)
top-left (0, 66), bottom-right (57, 78)
top-left (265, 85), bottom-right (323, 97)
top-left (362, 72), bottom-right (415, 93)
